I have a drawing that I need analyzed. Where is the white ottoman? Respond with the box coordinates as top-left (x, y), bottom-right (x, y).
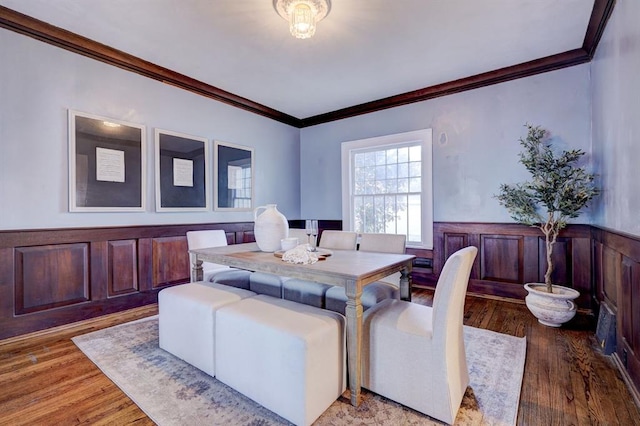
top-left (216, 295), bottom-right (346, 426)
top-left (158, 282), bottom-right (256, 376)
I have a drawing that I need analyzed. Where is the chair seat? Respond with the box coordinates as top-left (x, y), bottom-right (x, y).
top-left (325, 282), bottom-right (399, 315)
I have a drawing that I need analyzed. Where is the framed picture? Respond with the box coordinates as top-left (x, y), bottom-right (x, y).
top-left (69, 110), bottom-right (146, 212)
top-left (214, 140), bottom-right (254, 211)
top-left (154, 129), bottom-right (209, 212)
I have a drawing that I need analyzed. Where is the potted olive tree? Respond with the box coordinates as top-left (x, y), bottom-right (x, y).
top-left (496, 124), bottom-right (599, 327)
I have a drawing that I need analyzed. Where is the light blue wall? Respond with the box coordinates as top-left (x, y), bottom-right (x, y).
top-left (300, 66), bottom-right (592, 223)
top-left (591, 0), bottom-right (640, 237)
top-left (0, 29), bottom-right (301, 230)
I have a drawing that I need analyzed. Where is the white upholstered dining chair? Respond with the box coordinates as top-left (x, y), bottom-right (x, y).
top-left (362, 246), bottom-right (478, 425)
top-left (186, 230), bottom-right (251, 288)
top-left (318, 230), bottom-right (358, 250)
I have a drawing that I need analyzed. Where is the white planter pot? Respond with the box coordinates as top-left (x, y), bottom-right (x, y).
top-left (253, 204), bottom-right (288, 252)
top-left (524, 283), bottom-right (580, 327)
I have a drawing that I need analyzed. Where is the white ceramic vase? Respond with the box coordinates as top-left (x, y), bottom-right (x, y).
top-left (524, 283), bottom-right (580, 327)
top-left (253, 204), bottom-right (289, 252)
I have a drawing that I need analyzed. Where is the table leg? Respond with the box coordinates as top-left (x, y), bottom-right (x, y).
top-left (345, 279), bottom-right (363, 406)
top-left (400, 265), bottom-right (412, 301)
top-left (190, 255), bottom-right (203, 282)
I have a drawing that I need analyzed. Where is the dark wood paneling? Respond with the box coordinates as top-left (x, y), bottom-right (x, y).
top-left (15, 244), bottom-right (89, 314)
top-left (603, 246), bottom-right (620, 311)
top-left (594, 241), bottom-right (604, 302)
top-left (90, 241), bottom-right (108, 300)
top-left (481, 234), bottom-right (523, 283)
top-left (444, 233), bottom-right (467, 259)
top-left (152, 237), bottom-right (189, 288)
top-left (539, 237), bottom-right (571, 285)
top-left (108, 240), bottom-right (138, 297)
top-left (592, 226), bottom-right (640, 402)
top-left (430, 223), bottom-right (592, 309)
top-left (0, 222), bottom-right (255, 339)
top-left (620, 256), bottom-right (640, 386)
top-left (0, 1), bottom-right (615, 127)
top-left (0, 248), bottom-right (14, 317)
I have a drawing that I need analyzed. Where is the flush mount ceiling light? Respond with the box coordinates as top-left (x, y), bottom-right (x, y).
top-left (273, 0), bottom-right (331, 39)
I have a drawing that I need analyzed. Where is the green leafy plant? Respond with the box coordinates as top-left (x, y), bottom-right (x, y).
top-left (496, 124), bottom-right (600, 293)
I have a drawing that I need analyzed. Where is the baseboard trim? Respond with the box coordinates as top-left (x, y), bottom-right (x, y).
top-left (612, 352), bottom-right (640, 410)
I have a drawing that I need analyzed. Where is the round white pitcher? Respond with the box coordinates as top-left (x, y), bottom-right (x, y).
top-left (253, 204), bottom-right (288, 252)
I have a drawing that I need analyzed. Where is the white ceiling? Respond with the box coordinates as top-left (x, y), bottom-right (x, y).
top-left (1, 0), bottom-right (596, 119)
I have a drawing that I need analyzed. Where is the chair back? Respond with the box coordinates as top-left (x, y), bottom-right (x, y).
top-left (432, 246), bottom-right (477, 334)
top-left (359, 233), bottom-right (406, 254)
top-left (318, 230), bottom-right (357, 250)
top-left (186, 230), bottom-right (230, 273)
top-left (186, 229), bottom-right (229, 249)
top-left (430, 246), bottom-right (477, 406)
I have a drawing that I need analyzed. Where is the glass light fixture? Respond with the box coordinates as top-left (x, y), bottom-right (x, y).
top-left (273, 0), bottom-right (331, 39)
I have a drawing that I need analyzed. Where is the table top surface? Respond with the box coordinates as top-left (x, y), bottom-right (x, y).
top-left (190, 242), bottom-right (415, 287)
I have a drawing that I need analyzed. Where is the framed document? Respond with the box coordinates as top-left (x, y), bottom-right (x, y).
top-left (69, 110), bottom-right (146, 212)
top-left (214, 140), bottom-right (254, 211)
top-left (154, 129), bottom-right (209, 211)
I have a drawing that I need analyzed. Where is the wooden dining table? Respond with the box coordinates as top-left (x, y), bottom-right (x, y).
top-left (189, 242), bottom-right (415, 407)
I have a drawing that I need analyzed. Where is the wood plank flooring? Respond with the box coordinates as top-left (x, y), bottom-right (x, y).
top-left (1, 290), bottom-right (639, 425)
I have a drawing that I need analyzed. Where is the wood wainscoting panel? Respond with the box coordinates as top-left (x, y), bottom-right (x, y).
top-left (0, 222), bottom-right (256, 339)
top-left (108, 240), bottom-right (138, 297)
top-left (432, 223), bottom-right (591, 305)
top-left (620, 256), bottom-right (640, 388)
top-left (14, 244), bottom-right (90, 314)
top-left (592, 226), bottom-right (640, 402)
top-left (594, 241), bottom-right (604, 304)
top-left (152, 236), bottom-right (189, 288)
top-left (538, 237), bottom-right (571, 285)
top-left (443, 233), bottom-right (468, 259)
top-left (480, 234), bottom-right (523, 283)
top-left (603, 245), bottom-right (621, 311)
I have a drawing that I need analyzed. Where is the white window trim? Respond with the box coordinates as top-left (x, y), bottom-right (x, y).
top-left (341, 129), bottom-right (433, 249)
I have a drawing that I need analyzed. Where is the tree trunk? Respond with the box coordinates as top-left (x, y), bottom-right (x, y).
top-left (543, 229), bottom-right (557, 293)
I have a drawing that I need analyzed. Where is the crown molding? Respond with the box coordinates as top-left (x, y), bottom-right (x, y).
top-left (0, 5), bottom-right (302, 127)
top-left (1, 0), bottom-right (615, 129)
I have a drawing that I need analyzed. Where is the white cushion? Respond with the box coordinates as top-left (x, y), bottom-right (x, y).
top-left (216, 295), bottom-right (346, 426)
top-left (186, 230), bottom-right (232, 280)
top-left (158, 282), bottom-right (255, 376)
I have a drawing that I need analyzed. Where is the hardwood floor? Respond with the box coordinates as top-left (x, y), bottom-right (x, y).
top-left (1, 290), bottom-right (638, 425)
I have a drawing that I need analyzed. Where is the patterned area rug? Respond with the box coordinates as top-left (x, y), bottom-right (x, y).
top-left (73, 316), bottom-right (526, 425)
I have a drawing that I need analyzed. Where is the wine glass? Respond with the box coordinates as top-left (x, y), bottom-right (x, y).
top-left (305, 220), bottom-right (313, 248)
top-left (305, 219), bottom-right (319, 251)
top-left (310, 220), bottom-right (319, 252)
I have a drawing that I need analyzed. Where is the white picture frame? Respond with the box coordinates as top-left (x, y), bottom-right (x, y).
top-left (154, 129), bottom-right (210, 212)
top-left (214, 140), bottom-right (254, 211)
top-left (68, 110), bottom-right (146, 212)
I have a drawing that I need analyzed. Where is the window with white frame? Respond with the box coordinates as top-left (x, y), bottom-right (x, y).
top-left (341, 129), bottom-right (433, 249)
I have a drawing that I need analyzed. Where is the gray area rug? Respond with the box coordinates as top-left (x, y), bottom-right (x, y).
top-left (73, 316), bottom-right (526, 425)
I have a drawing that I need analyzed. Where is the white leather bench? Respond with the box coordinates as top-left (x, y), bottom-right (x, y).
top-left (215, 294), bottom-right (346, 426)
